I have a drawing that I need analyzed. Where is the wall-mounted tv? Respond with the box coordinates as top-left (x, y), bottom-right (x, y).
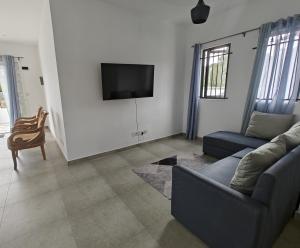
top-left (101, 63), bottom-right (154, 100)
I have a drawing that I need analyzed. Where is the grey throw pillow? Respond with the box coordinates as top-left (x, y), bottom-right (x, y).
top-left (271, 121), bottom-right (300, 150)
top-left (245, 111), bottom-right (294, 140)
top-left (230, 139), bottom-right (286, 193)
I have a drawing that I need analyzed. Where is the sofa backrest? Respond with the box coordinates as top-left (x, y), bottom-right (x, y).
top-left (251, 145), bottom-right (300, 246)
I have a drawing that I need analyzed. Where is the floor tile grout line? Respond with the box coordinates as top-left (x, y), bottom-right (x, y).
top-left (0, 177), bottom-right (13, 228)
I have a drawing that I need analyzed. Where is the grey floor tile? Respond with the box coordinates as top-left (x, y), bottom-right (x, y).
top-left (155, 220), bottom-right (207, 248)
top-left (0, 191), bottom-right (67, 244)
top-left (10, 160), bottom-right (54, 183)
top-left (160, 136), bottom-right (200, 152)
top-left (91, 196), bottom-right (145, 247)
top-left (103, 166), bottom-right (146, 195)
top-left (6, 173), bottom-right (59, 205)
top-left (278, 215), bottom-right (300, 245)
top-left (69, 196), bottom-right (145, 248)
top-left (0, 218), bottom-right (77, 248)
top-left (69, 210), bottom-right (110, 248)
top-left (52, 166), bottom-right (78, 188)
top-left (61, 176), bottom-right (116, 217)
top-left (90, 154), bottom-right (130, 176)
top-left (139, 142), bottom-right (177, 158)
top-left (58, 184), bottom-right (93, 217)
top-left (0, 169), bottom-right (12, 187)
top-left (122, 230), bottom-right (161, 248)
top-left (67, 161), bottom-right (99, 183)
top-left (77, 175), bottom-right (116, 203)
top-left (119, 183), bottom-right (172, 230)
top-left (0, 184), bottom-right (9, 208)
top-left (118, 147), bottom-right (159, 167)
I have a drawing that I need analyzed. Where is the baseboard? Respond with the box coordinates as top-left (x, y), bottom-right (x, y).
top-left (67, 133), bottom-right (186, 165)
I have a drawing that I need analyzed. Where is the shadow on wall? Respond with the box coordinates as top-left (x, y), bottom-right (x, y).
top-left (170, 26), bottom-right (186, 132)
top-left (49, 108), bottom-right (65, 147)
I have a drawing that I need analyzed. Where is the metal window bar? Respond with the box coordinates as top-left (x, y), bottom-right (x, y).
top-left (200, 44), bottom-right (231, 99)
top-left (257, 32), bottom-right (300, 101)
top-left (200, 52), bottom-right (232, 60)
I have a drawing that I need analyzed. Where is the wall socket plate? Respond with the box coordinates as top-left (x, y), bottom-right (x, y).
top-left (132, 130), bottom-right (147, 137)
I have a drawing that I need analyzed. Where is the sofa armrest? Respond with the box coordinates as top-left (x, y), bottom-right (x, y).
top-left (171, 165), bottom-right (267, 248)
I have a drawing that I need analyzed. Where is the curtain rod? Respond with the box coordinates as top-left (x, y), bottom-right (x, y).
top-left (0, 56), bottom-right (24, 59)
top-left (192, 27), bottom-right (260, 47)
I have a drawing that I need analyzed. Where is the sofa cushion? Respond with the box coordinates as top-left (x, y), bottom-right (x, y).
top-left (203, 131), bottom-right (268, 158)
top-left (271, 121), bottom-right (300, 150)
top-left (231, 148), bottom-right (254, 159)
top-left (194, 156), bottom-right (241, 187)
top-left (230, 139), bottom-right (286, 193)
top-left (245, 111), bottom-right (294, 140)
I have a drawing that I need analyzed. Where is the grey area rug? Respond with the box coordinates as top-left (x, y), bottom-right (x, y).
top-left (133, 153), bottom-right (217, 199)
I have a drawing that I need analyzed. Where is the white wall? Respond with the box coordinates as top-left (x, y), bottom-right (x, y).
top-left (48, 0), bottom-right (186, 161)
top-left (182, 0), bottom-right (300, 137)
top-left (0, 41), bottom-right (46, 117)
top-left (38, 0), bottom-right (68, 158)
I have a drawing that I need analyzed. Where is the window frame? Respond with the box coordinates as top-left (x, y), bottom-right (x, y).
top-left (200, 43), bottom-right (231, 99)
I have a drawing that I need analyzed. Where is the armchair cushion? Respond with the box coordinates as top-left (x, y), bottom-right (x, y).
top-left (12, 132), bottom-right (40, 142)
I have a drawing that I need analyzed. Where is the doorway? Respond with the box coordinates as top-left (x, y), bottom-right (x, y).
top-left (0, 65), bottom-right (10, 135)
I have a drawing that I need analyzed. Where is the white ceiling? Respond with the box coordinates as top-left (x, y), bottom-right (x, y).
top-left (99, 0), bottom-right (250, 24)
top-left (0, 0), bottom-right (44, 43)
top-left (0, 0), bottom-right (250, 43)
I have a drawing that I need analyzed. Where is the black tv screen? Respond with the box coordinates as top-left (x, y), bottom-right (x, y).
top-left (101, 63), bottom-right (154, 100)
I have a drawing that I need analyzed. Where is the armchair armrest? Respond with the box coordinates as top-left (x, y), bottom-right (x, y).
top-left (15, 118), bottom-right (38, 125)
top-left (15, 115), bottom-right (37, 122)
top-left (171, 165), bottom-right (267, 248)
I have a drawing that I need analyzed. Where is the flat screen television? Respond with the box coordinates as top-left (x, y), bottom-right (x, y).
top-left (101, 63), bottom-right (154, 100)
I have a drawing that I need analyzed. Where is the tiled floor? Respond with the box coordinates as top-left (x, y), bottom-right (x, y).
top-left (0, 132), bottom-right (299, 248)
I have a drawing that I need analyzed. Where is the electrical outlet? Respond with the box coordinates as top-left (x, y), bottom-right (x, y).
top-left (141, 130), bottom-right (147, 136)
top-left (132, 130), bottom-right (148, 137)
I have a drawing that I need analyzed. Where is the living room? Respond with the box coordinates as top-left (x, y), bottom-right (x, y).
top-left (0, 0), bottom-right (300, 247)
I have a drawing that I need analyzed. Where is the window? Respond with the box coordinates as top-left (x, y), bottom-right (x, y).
top-left (257, 31), bottom-right (300, 101)
top-left (200, 44), bottom-right (230, 99)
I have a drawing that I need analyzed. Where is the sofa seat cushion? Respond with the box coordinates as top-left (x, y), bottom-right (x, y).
top-left (190, 155), bottom-right (241, 187)
top-left (231, 148), bottom-right (254, 159)
top-left (203, 131), bottom-right (268, 158)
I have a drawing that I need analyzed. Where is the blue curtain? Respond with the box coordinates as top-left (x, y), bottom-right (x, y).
top-left (3, 55), bottom-right (21, 127)
top-left (241, 15), bottom-right (300, 133)
top-left (186, 44), bottom-right (201, 140)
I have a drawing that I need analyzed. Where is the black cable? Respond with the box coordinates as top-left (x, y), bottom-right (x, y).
top-left (134, 98), bottom-right (139, 142)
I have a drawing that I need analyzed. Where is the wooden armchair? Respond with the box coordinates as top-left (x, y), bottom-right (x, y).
top-left (13, 107), bottom-right (43, 132)
top-left (8, 111), bottom-right (48, 170)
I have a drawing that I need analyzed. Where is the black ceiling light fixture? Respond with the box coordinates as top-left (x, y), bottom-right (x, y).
top-left (191, 0), bottom-right (210, 24)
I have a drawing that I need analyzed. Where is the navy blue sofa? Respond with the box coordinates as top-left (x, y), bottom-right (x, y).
top-left (171, 131), bottom-right (300, 248)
